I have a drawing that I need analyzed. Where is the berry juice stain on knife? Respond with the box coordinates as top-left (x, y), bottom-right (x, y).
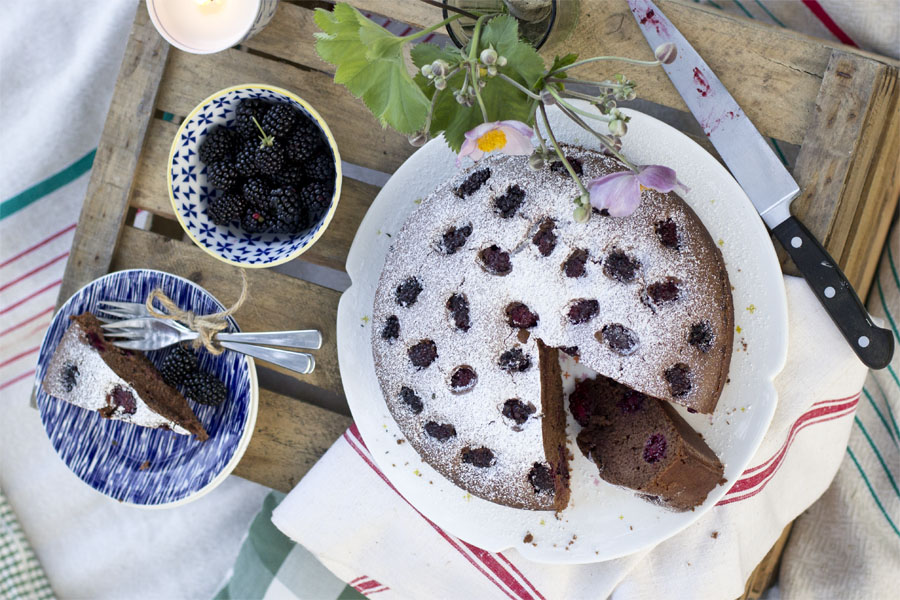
top-left (693, 68), bottom-right (712, 97)
top-left (632, 4), bottom-right (669, 36)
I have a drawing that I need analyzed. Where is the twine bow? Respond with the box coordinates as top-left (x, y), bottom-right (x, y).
top-left (145, 270), bottom-right (249, 355)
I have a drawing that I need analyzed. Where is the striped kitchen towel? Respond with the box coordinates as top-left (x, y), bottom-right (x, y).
top-left (778, 224), bottom-right (900, 599)
top-left (0, 489), bottom-right (54, 600)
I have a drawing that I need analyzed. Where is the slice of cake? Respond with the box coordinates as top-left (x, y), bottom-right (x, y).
top-left (42, 313), bottom-right (208, 441)
top-left (571, 375), bottom-right (724, 511)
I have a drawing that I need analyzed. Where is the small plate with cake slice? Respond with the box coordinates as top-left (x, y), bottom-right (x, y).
top-left (34, 269), bottom-right (258, 507)
top-left (337, 102), bottom-right (788, 563)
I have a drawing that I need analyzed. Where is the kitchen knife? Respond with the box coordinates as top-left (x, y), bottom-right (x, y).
top-left (627, 0), bottom-right (894, 369)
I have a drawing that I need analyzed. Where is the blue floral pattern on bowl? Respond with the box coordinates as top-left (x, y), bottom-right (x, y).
top-left (168, 85), bottom-right (342, 268)
top-left (35, 270), bottom-right (258, 507)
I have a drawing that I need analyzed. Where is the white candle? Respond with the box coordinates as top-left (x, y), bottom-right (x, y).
top-left (146, 0), bottom-right (278, 54)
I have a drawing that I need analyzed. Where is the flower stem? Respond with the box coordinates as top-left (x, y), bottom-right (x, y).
top-left (497, 73), bottom-right (541, 100)
top-left (468, 15), bottom-right (490, 122)
top-left (539, 102), bottom-right (588, 197)
top-left (555, 102), bottom-right (637, 170)
top-left (550, 55), bottom-right (661, 76)
top-left (547, 76), bottom-right (626, 89)
top-left (405, 14), bottom-right (464, 42)
top-left (557, 88), bottom-right (609, 103)
top-left (546, 87), bottom-right (611, 122)
top-left (251, 116), bottom-right (273, 147)
top-left (415, 0), bottom-right (480, 20)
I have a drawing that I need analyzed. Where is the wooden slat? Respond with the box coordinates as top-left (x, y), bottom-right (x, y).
top-left (234, 388), bottom-right (352, 492)
top-left (154, 47), bottom-right (415, 174)
top-left (787, 52), bottom-right (900, 295)
top-left (241, 1), bottom-right (333, 73)
top-left (57, 6), bottom-right (169, 303)
top-left (741, 524), bottom-right (793, 600)
top-left (350, 0), bottom-right (899, 146)
top-left (131, 117), bottom-right (382, 272)
top-left (109, 226), bottom-right (345, 397)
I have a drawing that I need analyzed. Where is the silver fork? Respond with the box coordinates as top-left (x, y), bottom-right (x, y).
top-left (97, 301), bottom-right (322, 349)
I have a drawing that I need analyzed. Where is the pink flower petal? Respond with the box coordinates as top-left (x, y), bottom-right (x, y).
top-left (498, 125), bottom-right (534, 155)
top-left (587, 171), bottom-right (641, 217)
top-left (635, 165), bottom-right (679, 192)
top-left (465, 121), bottom-right (500, 141)
top-left (498, 120), bottom-right (534, 138)
top-left (457, 137), bottom-right (483, 166)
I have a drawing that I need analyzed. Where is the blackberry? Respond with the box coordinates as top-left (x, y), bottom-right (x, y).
top-left (381, 315), bottom-right (400, 341)
top-left (395, 277), bottom-right (423, 307)
top-left (253, 139), bottom-right (284, 175)
top-left (425, 421), bottom-right (457, 441)
top-left (285, 120), bottom-right (323, 162)
top-left (664, 363), bottom-right (692, 397)
top-left (261, 103), bottom-right (298, 138)
top-left (241, 204), bottom-right (271, 233)
top-left (603, 251), bottom-right (640, 283)
top-left (440, 224), bottom-right (472, 254)
top-left (199, 127), bottom-right (236, 165)
top-left (298, 180), bottom-right (332, 228)
top-left (528, 463), bottom-right (555, 494)
top-left (449, 366), bottom-right (477, 391)
top-left (655, 218), bottom-right (680, 249)
top-left (617, 392), bottom-right (647, 414)
top-left (455, 168), bottom-right (490, 198)
top-left (532, 219), bottom-right (557, 256)
top-left (498, 348), bottom-right (532, 373)
top-left (446, 293), bottom-right (470, 331)
top-left (647, 278), bottom-right (680, 304)
top-left (303, 152), bottom-right (335, 181)
top-left (567, 299), bottom-right (599, 324)
top-left (599, 323), bottom-right (638, 355)
top-left (207, 161), bottom-right (239, 191)
top-left (272, 162), bottom-right (305, 187)
top-left (493, 184), bottom-right (525, 218)
top-left (479, 245), bottom-right (511, 276)
top-left (643, 433), bottom-right (668, 463)
top-left (408, 339), bottom-right (438, 369)
top-left (183, 371), bottom-right (228, 406)
top-left (502, 399), bottom-right (535, 425)
top-left (461, 446), bottom-right (494, 468)
top-left (234, 142), bottom-right (260, 177)
top-left (563, 248), bottom-right (588, 278)
top-left (62, 364), bottom-right (79, 392)
top-left (234, 99), bottom-right (271, 140)
top-left (242, 178), bottom-right (271, 207)
top-left (269, 186), bottom-right (302, 234)
top-left (399, 386), bottom-right (423, 414)
top-left (550, 156), bottom-right (583, 176)
top-left (160, 345), bottom-right (199, 387)
top-left (505, 302), bottom-right (538, 329)
top-left (688, 321), bottom-right (713, 352)
top-left (207, 191), bottom-right (245, 225)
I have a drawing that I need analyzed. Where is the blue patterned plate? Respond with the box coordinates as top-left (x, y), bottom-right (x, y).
top-left (34, 270), bottom-right (258, 507)
top-left (168, 84), bottom-right (342, 268)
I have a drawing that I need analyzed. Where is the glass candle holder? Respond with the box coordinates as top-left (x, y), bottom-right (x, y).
top-left (146, 0), bottom-right (279, 54)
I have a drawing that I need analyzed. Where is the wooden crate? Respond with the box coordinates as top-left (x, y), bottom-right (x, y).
top-left (58, 1), bottom-right (899, 596)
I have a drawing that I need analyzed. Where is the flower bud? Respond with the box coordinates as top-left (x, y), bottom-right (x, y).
top-left (573, 205), bottom-right (590, 223)
top-left (421, 64), bottom-right (433, 78)
top-left (478, 79), bottom-right (486, 88)
top-left (528, 151), bottom-right (545, 170)
top-left (654, 42), bottom-right (677, 64)
top-left (408, 132), bottom-right (428, 147)
top-left (608, 119), bottom-right (627, 137)
top-left (487, 65), bottom-right (498, 77)
top-left (431, 59), bottom-right (449, 77)
top-left (497, 56), bottom-right (507, 67)
top-left (434, 77), bottom-right (447, 90)
top-left (480, 47), bottom-right (498, 65)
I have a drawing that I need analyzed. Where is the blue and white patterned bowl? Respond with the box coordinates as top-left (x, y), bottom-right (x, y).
top-left (34, 270), bottom-right (258, 507)
top-left (168, 84), bottom-right (342, 268)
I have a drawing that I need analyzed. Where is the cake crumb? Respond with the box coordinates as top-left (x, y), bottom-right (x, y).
top-left (711, 531), bottom-right (719, 539)
top-left (396, 439), bottom-right (405, 445)
top-left (523, 533), bottom-right (534, 544)
top-left (539, 519), bottom-right (546, 525)
top-left (618, 515), bottom-right (624, 520)
top-left (139, 460), bottom-right (150, 471)
top-left (111, 440), bottom-right (118, 446)
top-left (629, 526), bottom-right (633, 530)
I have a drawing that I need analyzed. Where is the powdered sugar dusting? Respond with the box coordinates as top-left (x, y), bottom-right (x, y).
top-left (372, 147), bottom-right (733, 509)
top-left (43, 320), bottom-right (191, 435)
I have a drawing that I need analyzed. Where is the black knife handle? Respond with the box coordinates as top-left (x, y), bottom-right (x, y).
top-left (773, 216), bottom-right (894, 369)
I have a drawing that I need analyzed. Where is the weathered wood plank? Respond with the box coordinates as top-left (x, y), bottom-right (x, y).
top-left (742, 524), bottom-right (793, 600)
top-left (788, 52), bottom-right (900, 295)
top-left (109, 226), bottom-right (345, 397)
top-left (154, 47), bottom-right (415, 174)
top-left (241, 1), bottom-right (333, 73)
top-left (234, 388), bottom-right (352, 492)
top-left (57, 6), bottom-right (169, 303)
top-left (131, 117), bottom-right (382, 271)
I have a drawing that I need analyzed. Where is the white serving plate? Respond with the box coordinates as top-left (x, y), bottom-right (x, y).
top-left (337, 104), bottom-right (788, 563)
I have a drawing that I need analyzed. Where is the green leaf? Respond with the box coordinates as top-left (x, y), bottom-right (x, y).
top-left (480, 15), bottom-right (545, 88)
top-left (313, 4), bottom-right (429, 134)
top-left (549, 53), bottom-right (579, 77)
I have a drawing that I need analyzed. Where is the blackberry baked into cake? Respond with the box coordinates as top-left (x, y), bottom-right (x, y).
top-left (371, 145), bottom-right (733, 510)
top-left (42, 313), bottom-right (208, 441)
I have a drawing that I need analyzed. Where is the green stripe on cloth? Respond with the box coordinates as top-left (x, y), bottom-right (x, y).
top-left (0, 149), bottom-right (96, 220)
top-left (854, 417), bottom-right (900, 498)
top-left (846, 447), bottom-right (900, 538)
top-left (0, 489), bottom-right (55, 599)
top-left (887, 242), bottom-right (900, 291)
top-left (753, 0), bottom-right (787, 26)
top-left (730, 0), bottom-right (754, 19)
top-left (875, 278), bottom-right (900, 343)
top-left (213, 491), bottom-right (293, 600)
top-left (863, 387), bottom-right (898, 447)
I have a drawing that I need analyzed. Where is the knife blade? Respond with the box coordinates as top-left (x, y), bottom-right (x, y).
top-left (627, 0), bottom-right (893, 369)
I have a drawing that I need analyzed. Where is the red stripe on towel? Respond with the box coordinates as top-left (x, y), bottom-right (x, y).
top-left (0, 346), bottom-right (39, 368)
top-left (0, 305), bottom-right (54, 337)
top-left (801, 0), bottom-right (858, 46)
top-left (498, 554), bottom-right (546, 600)
top-left (0, 369), bottom-right (35, 391)
top-left (344, 428), bottom-right (527, 600)
top-left (0, 279), bottom-right (61, 315)
top-left (1, 251), bottom-right (68, 292)
top-left (0, 223), bottom-right (75, 268)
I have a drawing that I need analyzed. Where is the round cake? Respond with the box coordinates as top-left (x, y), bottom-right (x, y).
top-left (371, 145), bottom-right (734, 510)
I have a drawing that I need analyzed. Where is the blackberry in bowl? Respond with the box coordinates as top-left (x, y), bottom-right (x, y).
top-left (168, 84), bottom-right (342, 268)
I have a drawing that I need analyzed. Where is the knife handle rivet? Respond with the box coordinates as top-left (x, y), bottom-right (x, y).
top-left (824, 286), bottom-right (836, 298)
top-left (790, 236), bottom-right (802, 248)
top-left (858, 336), bottom-right (870, 348)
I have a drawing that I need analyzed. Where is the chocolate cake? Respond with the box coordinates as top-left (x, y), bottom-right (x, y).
top-left (42, 313), bottom-right (208, 441)
top-left (572, 375), bottom-right (724, 510)
top-left (371, 146), bottom-right (733, 510)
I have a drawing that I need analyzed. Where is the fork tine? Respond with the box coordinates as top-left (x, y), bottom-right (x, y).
top-left (95, 307), bottom-right (136, 319)
top-left (98, 301), bottom-right (151, 316)
top-left (101, 318), bottom-right (152, 329)
top-left (109, 339), bottom-right (152, 351)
